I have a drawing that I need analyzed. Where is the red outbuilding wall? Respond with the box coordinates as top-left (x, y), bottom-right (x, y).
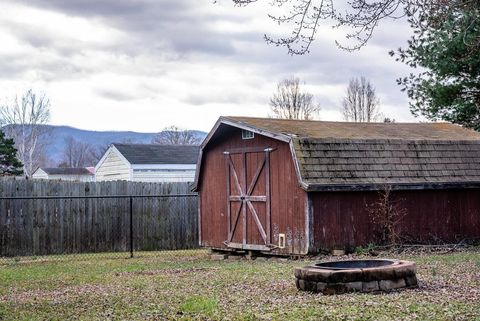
top-left (311, 189), bottom-right (480, 252)
top-left (198, 125), bottom-right (308, 255)
top-left (197, 122), bottom-right (480, 255)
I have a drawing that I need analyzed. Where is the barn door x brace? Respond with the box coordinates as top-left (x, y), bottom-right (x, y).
top-left (223, 147), bottom-right (278, 251)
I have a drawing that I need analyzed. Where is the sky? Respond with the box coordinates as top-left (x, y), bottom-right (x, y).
top-left (0, 0), bottom-right (418, 133)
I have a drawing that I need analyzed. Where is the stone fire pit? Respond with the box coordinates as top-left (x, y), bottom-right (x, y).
top-left (295, 259), bottom-right (417, 294)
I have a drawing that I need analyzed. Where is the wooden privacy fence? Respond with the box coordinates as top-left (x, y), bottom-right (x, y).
top-left (0, 179), bottom-right (198, 257)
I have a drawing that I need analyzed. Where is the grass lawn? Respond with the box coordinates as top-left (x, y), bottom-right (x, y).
top-left (0, 249), bottom-right (479, 320)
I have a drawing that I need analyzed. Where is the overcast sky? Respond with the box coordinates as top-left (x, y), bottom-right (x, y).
top-left (0, 0), bottom-right (418, 132)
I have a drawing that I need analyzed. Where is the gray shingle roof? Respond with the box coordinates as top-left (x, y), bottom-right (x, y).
top-left (294, 138), bottom-right (480, 190)
top-left (41, 168), bottom-right (93, 175)
top-left (113, 144), bottom-right (200, 165)
top-left (216, 117), bottom-right (480, 191)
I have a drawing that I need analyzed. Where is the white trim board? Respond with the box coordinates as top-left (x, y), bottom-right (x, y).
top-left (132, 164), bottom-right (196, 170)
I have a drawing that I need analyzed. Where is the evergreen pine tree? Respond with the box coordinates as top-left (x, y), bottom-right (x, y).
top-left (392, 4), bottom-right (480, 130)
top-left (0, 130), bottom-right (24, 176)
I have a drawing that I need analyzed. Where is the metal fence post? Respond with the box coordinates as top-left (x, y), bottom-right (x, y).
top-left (129, 196), bottom-right (134, 258)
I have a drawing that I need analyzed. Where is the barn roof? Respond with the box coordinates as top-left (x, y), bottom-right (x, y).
top-left (113, 144), bottom-right (200, 165)
top-left (293, 138), bottom-right (480, 191)
top-left (40, 168), bottom-right (94, 175)
top-left (194, 117), bottom-right (480, 191)
top-left (225, 116), bottom-right (480, 140)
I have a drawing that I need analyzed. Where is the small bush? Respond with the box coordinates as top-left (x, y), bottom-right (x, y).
top-left (355, 243), bottom-right (377, 256)
top-left (367, 185), bottom-right (407, 245)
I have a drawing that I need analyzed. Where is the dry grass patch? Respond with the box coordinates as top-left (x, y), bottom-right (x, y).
top-left (0, 249), bottom-right (478, 320)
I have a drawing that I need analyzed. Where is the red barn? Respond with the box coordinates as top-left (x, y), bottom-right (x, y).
top-left (192, 117), bottom-right (480, 255)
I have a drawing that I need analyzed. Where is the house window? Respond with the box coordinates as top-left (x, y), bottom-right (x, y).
top-left (242, 129), bottom-right (254, 140)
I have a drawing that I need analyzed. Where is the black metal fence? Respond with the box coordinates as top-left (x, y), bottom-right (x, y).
top-left (0, 180), bottom-right (199, 263)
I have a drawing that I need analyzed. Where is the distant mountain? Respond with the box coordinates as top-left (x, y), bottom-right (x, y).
top-left (3, 125), bottom-right (207, 166)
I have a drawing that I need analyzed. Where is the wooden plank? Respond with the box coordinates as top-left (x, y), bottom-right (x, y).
top-left (227, 203), bottom-right (243, 243)
top-left (242, 152), bottom-right (247, 247)
top-left (228, 155), bottom-right (243, 195)
top-left (225, 147), bottom-right (273, 154)
top-left (226, 242), bottom-right (272, 251)
top-left (265, 150), bottom-right (271, 245)
top-left (225, 153), bottom-right (231, 237)
top-left (229, 196), bottom-right (266, 202)
top-left (246, 157), bottom-right (265, 195)
top-left (246, 201), bottom-right (267, 243)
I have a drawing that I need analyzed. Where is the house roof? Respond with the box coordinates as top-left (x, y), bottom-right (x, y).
top-left (194, 117), bottom-right (480, 191)
top-left (39, 168), bottom-right (94, 175)
top-left (113, 144), bottom-right (200, 165)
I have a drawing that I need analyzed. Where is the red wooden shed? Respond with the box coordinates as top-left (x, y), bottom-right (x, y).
top-left (192, 117), bottom-right (480, 255)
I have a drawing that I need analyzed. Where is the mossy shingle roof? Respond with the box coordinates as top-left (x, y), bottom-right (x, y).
top-left (224, 117), bottom-right (480, 190)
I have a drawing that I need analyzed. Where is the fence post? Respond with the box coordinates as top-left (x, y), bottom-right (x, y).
top-left (129, 196), bottom-right (134, 258)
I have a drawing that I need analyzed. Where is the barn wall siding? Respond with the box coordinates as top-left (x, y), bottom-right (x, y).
top-left (311, 188), bottom-right (480, 251)
top-left (199, 126), bottom-right (307, 255)
top-left (197, 118), bottom-right (480, 255)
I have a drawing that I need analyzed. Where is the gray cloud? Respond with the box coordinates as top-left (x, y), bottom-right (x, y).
top-left (0, 0), bottom-right (417, 128)
top-left (184, 90), bottom-right (261, 106)
top-left (0, 49), bottom-right (85, 81)
top-left (95, 88), bottom-right (138, 102)
top-left (10, 0), bottom-right (250, 56)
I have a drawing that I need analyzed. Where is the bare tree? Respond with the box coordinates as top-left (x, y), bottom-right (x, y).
top-left (91, 144), bottom-right (109, 165)
top-left (151, 126), bottom-right (201, 145)
top-left (269, 77), bottom-right (321, 120)
top-left (59, 136), bottom-right (97, 168)
top-left (342, 77), bottom-right (382, 122)
top-left (230, 1), bottom-right (466, 54)
top-left (0, 89), bottom-right (52, 177)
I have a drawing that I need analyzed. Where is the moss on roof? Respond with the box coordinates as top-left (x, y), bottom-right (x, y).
top-left (221, 117), bottom-right (480, 190)
top-left (225, 116), bottom-right (480, 140)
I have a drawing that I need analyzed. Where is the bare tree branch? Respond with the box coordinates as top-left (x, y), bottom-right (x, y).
top-left (0, 89), bottom-right (52, 177)
top-left (91, 144), bottom-right (109, 165)
top-left (151, 126), bottom-right (201, 145)
top-left (269, 76), bottom-right (321, 120)
top-left (342, 76), bottom-right (382, 122)
top-left (367, 185), bottom-right (407, 245)
top-left (230, 0), bottom-right (461, 54)
top-left (59, 136), bottom-right (98, 168)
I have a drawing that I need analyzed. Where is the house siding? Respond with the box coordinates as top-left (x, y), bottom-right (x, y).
top-left (32, 169), bottom-right (48, 180)
top-left (95, 148), bottom-right (131, 181)
top-left (48, 174), bottom-right (94, 182)
top-left (132, 169), bottom-right (196, 182)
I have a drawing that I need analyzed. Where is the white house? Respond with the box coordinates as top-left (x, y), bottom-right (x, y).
top-left (32, 167), bottom-right (95, 182)
top-left (95, 144), bottom-right (200, 182)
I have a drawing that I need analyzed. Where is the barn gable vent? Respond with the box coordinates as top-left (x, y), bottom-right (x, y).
top-left (242, 129), bottom-right (254, 140)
